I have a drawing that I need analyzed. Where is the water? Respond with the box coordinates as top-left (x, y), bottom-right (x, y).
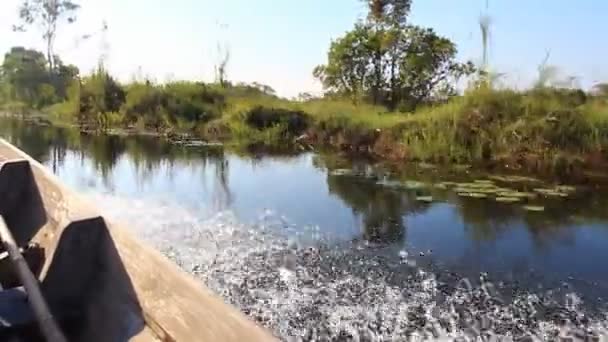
top-left (2, 117), bottom-right (608, 340)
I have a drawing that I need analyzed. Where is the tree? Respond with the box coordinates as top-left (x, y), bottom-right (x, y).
top-left (314, 22), bottom-right (473, 109)
top-left (396, 26), bottom-right (474, 109)
top-left (534, 50), bottom-right (560, 89)
top-left (1, 47), bottom-right (49, 106)
top-left (0, 47), bottom-right (79, 108)
top-left (14, 0), bottom-right (80, 72)
top-left (214, 42), bottom-right (230, 87)
top-left (53, 56), bottom-right (80, 98)
top-left (313, 23), bottom-right (373, 103)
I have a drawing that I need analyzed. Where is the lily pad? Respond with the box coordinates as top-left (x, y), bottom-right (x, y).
top-left (467, 193), bottom-right (489, 199)
top-left (416, 196), bottom-right (433, 203)
top-left (474, 188), bottom-right (500, 194)
top-left (488, 175), bottom-right (541, 184)
top-left (377, 180), bottom-right (403, 188)
top-left (453, 164), bottom-right (472, 171)
top-left (437, 181), bottom-right (459, 187)
top-left (330, 169), bottom-right (355, 176)
top-left (454, 187), bottom-right (473, 194)
top-left (555, 185), bottom-right (576, 193)
top-left (418, 162), bottom-right (437, 170)
top-left (495, 197), bottom-right (521, 203)
top-left (534, 188), bottom-right (568, 198)
top-left (497, 191), bottom-right (535, 199)
top-left (457, 192), bottom-right (488, 198)
top-left (523, 205), bottom-right (545, 212)
top-left (458, 182), bottom-right (483, 187)
top-left (403, 180), bottom-right (426, 190)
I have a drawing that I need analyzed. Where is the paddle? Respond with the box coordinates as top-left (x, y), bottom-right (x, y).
top-left (0, 216), bottom-right (67, 342)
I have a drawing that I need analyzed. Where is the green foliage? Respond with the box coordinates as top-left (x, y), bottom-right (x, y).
top-left (122, 82), bottom-right (225, 131)
top-left (76, 65), bottom-right (125, 130)
top-left (0, 46), bottom-right (79, 110)
top-left (245, 106), bottom-right (309, 134)
top-left (314, 4), bottom-right (473, 109)
top-left (397, 87), bottom-right (608, 164)
top-left (1, 47), bottom-right (49, 106)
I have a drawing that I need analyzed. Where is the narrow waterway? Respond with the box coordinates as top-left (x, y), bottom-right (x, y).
top-left (2, 117), bottom-right (607, 340)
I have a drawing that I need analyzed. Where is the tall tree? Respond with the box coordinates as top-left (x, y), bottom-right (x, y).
top-left (314, 23), bottom-right (473, 109)
top-left (14, 0), bottom-right (80, 72)
top-left (1, 47), bottom-right (49, 105)
top-left (214, 42), bottom-right (230, 87)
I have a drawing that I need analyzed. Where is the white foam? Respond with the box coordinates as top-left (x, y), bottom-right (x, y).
top-left (86, 192), bottom-right (608, 341)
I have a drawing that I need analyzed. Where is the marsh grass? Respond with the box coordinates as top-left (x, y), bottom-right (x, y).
top-left (41, 78), bottom-right (608, 170)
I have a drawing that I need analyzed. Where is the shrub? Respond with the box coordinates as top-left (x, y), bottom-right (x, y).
top-left (245, 106), bottom-right (309, 135)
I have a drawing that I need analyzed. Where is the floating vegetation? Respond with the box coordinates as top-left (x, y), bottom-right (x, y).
top-left (534, 188), bottom-right (568, 198)
top-left (403, 180), bottom-right (426, 190)
top-left (459, 182), bottom-right (496, 189)
top-left (523, 205), bottom-right (545, 212)
top-left (452, 164), bottom-right (472, 171)
top-left (555, 185), bottom-right (577, 193)
top-left (377, 179), bottom-right (403, 188)
top-left (475, 188), bottom-right (501, 194)
top-left (455, 191), bottom-right (488, 198)
top-left (416, 196), bottom-right (433, 203)
top-left (488, 175), bottom-right (541, 184)
top-left (434, 183), bottom-right (448, 190)
top-left (437, 181), bottom-right (458, 188)
top-left (497, 191), bottom-right (536, 200)
top-left (329, 169), bottom-right (355, 177)
top-left (495, 197), bottom-right (521, 203)
top-left (418, 162), bottom-right (437, 170)
top-left (466, 192), bottom-right (488, 198)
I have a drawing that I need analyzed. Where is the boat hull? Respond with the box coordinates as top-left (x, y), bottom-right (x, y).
top-left (0, 139), bottom-right (275, 341)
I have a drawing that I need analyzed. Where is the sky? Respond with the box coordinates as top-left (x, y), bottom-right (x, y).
top-left (1, 0), bottom-right (608, 98)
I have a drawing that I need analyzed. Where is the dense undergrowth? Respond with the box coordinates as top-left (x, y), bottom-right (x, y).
top-left (33, 75), bottom-right (608, 174)
top-left (3, 63), bottom-right (608, 173)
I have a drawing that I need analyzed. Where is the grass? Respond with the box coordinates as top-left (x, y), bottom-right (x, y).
top-left (32, 79), bottom-right (608, 173)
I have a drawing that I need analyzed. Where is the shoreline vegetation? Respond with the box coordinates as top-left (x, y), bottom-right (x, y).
top-left (1, 0), bottom-right (608, 178)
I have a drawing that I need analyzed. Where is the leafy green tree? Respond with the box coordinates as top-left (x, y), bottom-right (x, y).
top-left (14, 0), bottom-right (80, 72)
top-left (396, 26), bottom-right (474, 109)
top-left (313, 23), bottom-right (373, 103)
top-left (1, 47), bottom-right (49, 106)
top-left (52, 55), bottom-right (79, 97)
top-left (314, 20), bottom-right (473, 109)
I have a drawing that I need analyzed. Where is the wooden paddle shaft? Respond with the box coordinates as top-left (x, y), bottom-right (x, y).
top-left (0, 216), bottom-right (67, 342)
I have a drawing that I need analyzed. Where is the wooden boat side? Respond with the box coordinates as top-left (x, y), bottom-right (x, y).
top-left (0, 139), bottom-right (275, 341)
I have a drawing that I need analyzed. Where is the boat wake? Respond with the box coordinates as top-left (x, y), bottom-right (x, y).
top-left (90, 193), bottom-right (608, 341)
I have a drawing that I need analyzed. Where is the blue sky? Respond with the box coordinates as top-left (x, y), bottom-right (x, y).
top-left (1, 0), bottom-right (607, 97)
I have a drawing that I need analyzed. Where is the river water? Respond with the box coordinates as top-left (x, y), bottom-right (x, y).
top-left (2, 117), bottom-right (608, 340)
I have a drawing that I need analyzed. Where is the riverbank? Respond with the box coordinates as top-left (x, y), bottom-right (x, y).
top-left (5, 84), bottom-right (608, 177)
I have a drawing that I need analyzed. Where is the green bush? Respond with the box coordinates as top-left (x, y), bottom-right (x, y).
top-left (245, 106), bottom-right (309, 135)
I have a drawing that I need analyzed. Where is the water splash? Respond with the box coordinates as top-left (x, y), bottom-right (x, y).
top-left (89, 192), bottom-right (608, 341)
